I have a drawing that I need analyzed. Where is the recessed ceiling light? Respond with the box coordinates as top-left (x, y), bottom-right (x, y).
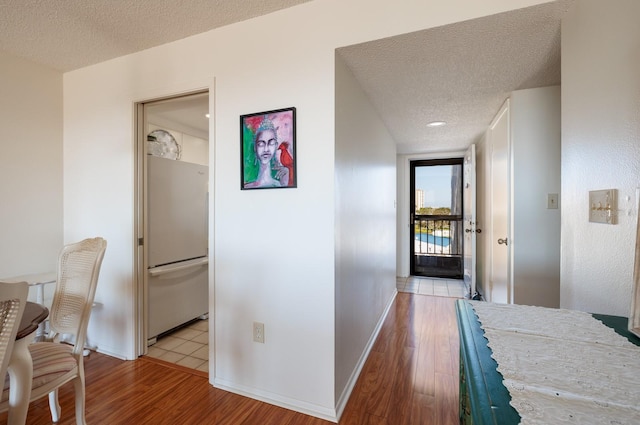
top-left (427, 121), bottom-right (446, 127)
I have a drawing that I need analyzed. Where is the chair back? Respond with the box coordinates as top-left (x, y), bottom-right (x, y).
top-left (0, 281), bottom-right (29, 385)
top-left (49, 237), bottom-right (107, 356)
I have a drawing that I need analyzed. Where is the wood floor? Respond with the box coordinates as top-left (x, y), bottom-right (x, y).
top-left (0, 293), bottom-right (460, 425)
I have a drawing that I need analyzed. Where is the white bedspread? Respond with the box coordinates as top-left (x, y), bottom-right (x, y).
top-left (469, 301), bottom-right (640, 425)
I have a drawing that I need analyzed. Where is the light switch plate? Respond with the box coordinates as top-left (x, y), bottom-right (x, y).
top-left (589, 189), bottom-right (617, 224)
top-left (253, 321), bottom-right (265, 343)
top-left (547, 193), bottom-right (558, 209)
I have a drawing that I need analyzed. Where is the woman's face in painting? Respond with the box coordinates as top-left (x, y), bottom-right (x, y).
top-left (255, 129), bottom-right (277, 165)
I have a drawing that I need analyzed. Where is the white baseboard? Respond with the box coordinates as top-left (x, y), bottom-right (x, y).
top-left (96, 347), bottom-right (128, 360)
top-left (213, 378), bottom-right (339, 423)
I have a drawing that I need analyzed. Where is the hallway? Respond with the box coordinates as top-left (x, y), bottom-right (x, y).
top-left (339, 292), bottom-right (461, 424)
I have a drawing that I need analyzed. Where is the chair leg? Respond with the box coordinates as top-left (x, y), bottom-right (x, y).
top-left (48, 389), bottom-right (61, 422)
top-left (73, 374), bottom-right (87, 425)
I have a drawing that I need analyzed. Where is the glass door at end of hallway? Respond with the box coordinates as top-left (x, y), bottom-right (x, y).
top-left (410, 158), bottom-right (464, 279)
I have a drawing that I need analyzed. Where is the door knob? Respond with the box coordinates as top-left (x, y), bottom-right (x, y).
top-left (498, 238), bottom-right (508, 245)
top-left (465, 229), bottom-right (471, 233)
top-left (476, 229), bottom-right (482, 233)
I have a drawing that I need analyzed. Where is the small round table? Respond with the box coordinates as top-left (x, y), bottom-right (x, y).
top-left (17, 302), bottom-right (49, 340)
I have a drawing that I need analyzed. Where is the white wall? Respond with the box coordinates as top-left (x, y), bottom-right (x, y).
top-left (334, 55), bottom-right (397, 412)
top-left (561, 0), bottom-right (640, 316)
top-left (0, 52), bottom-right (63, 286)
top-left (210, 9), bottom-right (336, 418)
top-left (61, 0), bottom-right (554, 419)
top-left (511, 86), bottom-right (560, 307)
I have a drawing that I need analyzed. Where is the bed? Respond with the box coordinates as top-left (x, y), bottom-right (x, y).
top-left (456, 299), bottom-right (640, 425)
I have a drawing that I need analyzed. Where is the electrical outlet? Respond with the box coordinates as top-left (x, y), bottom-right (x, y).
top-left (253, 322), bottom-right (265, 343)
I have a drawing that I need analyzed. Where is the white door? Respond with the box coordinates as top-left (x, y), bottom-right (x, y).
top-left (489, 101), bottom-right (510, 303)
top-left (463, 144), bottom-right (476, 298)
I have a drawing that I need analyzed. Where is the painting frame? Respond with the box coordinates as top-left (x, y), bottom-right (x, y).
top-left (240, 107), bottom-right (297, 190)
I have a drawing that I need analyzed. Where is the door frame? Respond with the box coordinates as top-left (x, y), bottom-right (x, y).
top-left (397, 152), bottom-right (467, 278)
top-left (463, 144), bottom-right (477, 298)
top-left (409, 157), bottom-right (465, 279)
top-left (133, 89), bottom-right (210, 358)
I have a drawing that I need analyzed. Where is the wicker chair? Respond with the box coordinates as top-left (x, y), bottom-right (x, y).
top-left (0, 281), bottom-right (29, 421)
top-left (27, 237), bottom-right (106, 425)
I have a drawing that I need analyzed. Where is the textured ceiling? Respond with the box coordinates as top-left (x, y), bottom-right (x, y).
top-left (1, 0), bottom-right (574, 154)
top-left (0, 0), bottom-right (311, 71)
top-left (338, 0), bottom-right (574, 154)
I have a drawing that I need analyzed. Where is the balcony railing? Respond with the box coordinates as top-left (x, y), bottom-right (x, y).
top-left (413, 217), bottom-right (462, 256)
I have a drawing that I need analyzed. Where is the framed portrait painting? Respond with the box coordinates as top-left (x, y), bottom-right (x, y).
top-left (241, 107), bottom-right (296, 190)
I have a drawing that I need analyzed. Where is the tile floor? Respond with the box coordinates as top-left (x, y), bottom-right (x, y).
top-left (396, 275), bottom-right (468, 298)
top-left (147, 276), bottom-right (465, 372)
top-left (146, 318), bottom-right (209, 373)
